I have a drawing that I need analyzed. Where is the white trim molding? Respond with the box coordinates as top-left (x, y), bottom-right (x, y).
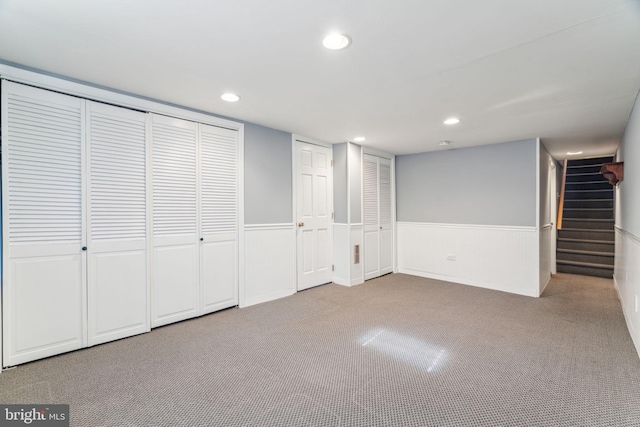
top-left (614, 226), bottom-right (640, 358)
top-left (397, 222), bottom-right (539, 297)
top-left (539, 224), bottom-right (553, 295)
top-left (0, 64), bottom-right (243, 131)
top-left (243, 224), bottom-right (295, 308)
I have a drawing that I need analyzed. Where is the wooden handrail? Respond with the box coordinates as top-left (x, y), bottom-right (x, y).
top-left (557, 159), bottom-right (568, 230)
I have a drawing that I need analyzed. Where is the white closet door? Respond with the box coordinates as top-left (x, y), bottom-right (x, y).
top-left (199, 124), bottom-right (238, 314)
top-left (363, 154), bottom-right (380, 280)
top-left (363, 154), bottom-right (393, 280)
top-left (87, 101), bottom-right (148, 346)
top-left (379, 158), bottom-right (393, 275)
top-left (2, 81), bottom-right (86, 367)
top-left (150, 114), bottom-right (199, 327)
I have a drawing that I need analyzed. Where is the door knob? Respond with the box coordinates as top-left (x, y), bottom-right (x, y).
top-left (298, 222), bottom-right (304, 227)
top-left (200, 237), bottom-right (204, 241)
top-left (82, 246), bottom-right (87, 251)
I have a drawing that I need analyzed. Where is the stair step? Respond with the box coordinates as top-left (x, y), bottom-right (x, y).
top-left (564, 199), bottom-right (613, 209)
top-left (567, 157), bottom-right (614, 167)
top-left (566, 173), bottom-right (608, 183)
top-left (557, 248), bottom-right (614, 257)
top-left (566, 165), bottom-right (608, 174)
top-left (558, 237), bottom-right (614, 244)
top-left (557, 248), bottom-right (614, 265)
top-left (565, 190), bottom-right (613, 200)
top-left (563, 208), bottom-right (613, 220)
top-left (557, 259), bottom-right (613, 270)
top-left (561, 219), bottom-right (614, 230)
top-left (566, 180), bottom-right (609, 185)
top-left (565, 182), bottom-right (612, 191)
top-left (558, 228), bottom-right (614, 241)
top-left (556, 262), bottom-right (614, 278)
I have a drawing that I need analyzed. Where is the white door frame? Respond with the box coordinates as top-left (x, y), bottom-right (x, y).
top-left (292, 135), bottom-right (334, 291)
top-left (549, 160), bottom-right (558, 274)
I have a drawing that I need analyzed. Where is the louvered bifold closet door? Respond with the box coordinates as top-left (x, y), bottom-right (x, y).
top-left (363, 154), bottom-right (393, 280)
top-left (378, 158), bottom-right (393, 275)
top-left (150, 114), bottom-right (199, 327)
top-left (87, 101), bottom-right (149, 346)
top-left (2, 81), bottom-right (86, 367)
top-left (199, 124), bottom-right (239, 314)
top-left (363, 154), bottom-right (380, 280)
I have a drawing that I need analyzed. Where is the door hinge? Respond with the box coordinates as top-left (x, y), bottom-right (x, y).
top-left (331, 160), bottom-right (334, 167)
top-left (332, 212), bottom-right (334, 220)
top-left (332, 264), bottom-right (334, 271)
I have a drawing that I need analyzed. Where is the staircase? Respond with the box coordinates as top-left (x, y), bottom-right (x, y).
top-left (557, 156), bottom-right (615, 278)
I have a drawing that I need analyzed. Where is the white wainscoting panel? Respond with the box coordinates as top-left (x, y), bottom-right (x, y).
top-left (614, 227), bottom-right (640, 358)
top-left (333, 224), bottom-right (350, 286)
top-left (539, 224), bottom-right (552, 295)
top-left (350, 224), bottom-right (364, 286)
top-left (397, 222), bottom-right (539, 297)
top-left (243, 224), bottom-right (295, 307)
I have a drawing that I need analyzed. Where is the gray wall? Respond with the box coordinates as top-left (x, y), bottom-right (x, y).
top-left (349, 143), bottom-right (362, 224)
top-left (244, 123), bottom-right (292, 224)
top-left (396, 139), bottom-right (537, 226)
top-left (617, 91), bottom-right (640, 237)
top-left (333, 143), bottom-right (348, 224)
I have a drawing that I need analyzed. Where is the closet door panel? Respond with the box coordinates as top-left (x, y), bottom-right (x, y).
top-left (363, 154), bottom-right (393, 280)
top-left (379, 159), bottom-right (393, 275)
top-left (363, 154), bottom-right (380, 280)
top-left (153, 243), bottom-right (198, 323)
top-left (2, 81), bottom-right (85, 367)
top-left (87, 101), bottom-right (148, 346)
top-left (151, 114), bottom-right (199, 327)
top-left (199, 124), bottom-right (238, 313)
top-left (201, 239), bottom-right (236, 314)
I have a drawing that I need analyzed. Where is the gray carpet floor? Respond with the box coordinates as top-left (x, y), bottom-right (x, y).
top-left (1, 273), bottom-right (639, 426)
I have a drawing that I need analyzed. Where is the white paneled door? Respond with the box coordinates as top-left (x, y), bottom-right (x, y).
top-left (87, 101), bottom-right (148, 346)
top-left (2, 81), bottom-right (86, 367)
top-left (150, 115), bottom-right (239, 327)
top-left (199, 124), bottom-right (238, 314)
top-left (150, 114), bottom-right (200, 327)
top-left (364, 154), bottom-right (393, 280)
top-left (296, 141), bottom-right (332, 291)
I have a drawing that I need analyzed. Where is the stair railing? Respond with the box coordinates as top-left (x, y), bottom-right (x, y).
top-left (557, 159), bottom-right (568, 230)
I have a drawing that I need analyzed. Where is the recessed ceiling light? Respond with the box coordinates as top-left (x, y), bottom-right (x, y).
top-left (439, 141), bottom-right (450, 146)
top-left (221, 93), bottom-right (240, 102)
top-left (353, 136), bottom-right (366, 142)
top-left (443, 117), bottom-right (460, 125)
top-left (322, 33), bottom-right (351, 50)
top-left (567, 151), bottom-right (583, 155)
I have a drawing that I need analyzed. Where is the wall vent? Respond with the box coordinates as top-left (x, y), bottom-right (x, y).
top-left (354, 245), bottom-right (360, 264)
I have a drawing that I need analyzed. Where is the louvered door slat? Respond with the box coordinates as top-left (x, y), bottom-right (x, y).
top-left (89, 106), bottom-right (146, 241)
top-left (6, 92), bottom-right (83, 244)
top-left (363, 156), bottom-right (379, 228)
top-left (380, 163), bottom-right (392, 226)
top-left (152, 120), bottom-right (197, 237)
top-left (200, 125), bottom-right (238, 234)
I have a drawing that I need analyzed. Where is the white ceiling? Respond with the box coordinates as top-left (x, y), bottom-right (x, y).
top-left (1, 0), bottom-right (639, 159)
